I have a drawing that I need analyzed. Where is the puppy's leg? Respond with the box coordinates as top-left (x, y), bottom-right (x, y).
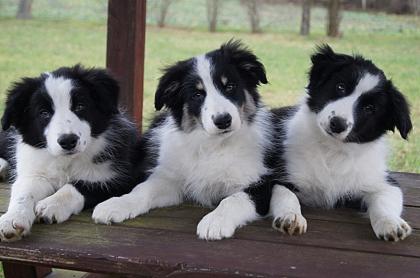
top-left (270, 184), bottom-right (307, 235)
top-left (92, 172), bottom-right (182, 224)
top-left (35, 184), bottom-right (84, 224)
top-left (364, 184), bottom-right (411, 241)
top-left (197, 191), bottom-right (259, 240)
top-left (0, 178), bottom-right (54, 241)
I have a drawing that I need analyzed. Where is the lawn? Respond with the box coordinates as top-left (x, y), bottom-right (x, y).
top-left (0, 0), bottom-right (419, 174)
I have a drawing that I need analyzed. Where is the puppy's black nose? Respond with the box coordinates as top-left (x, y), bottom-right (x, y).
top-left (213, 113), bottom-right (232, 130)
top-left (330, 116), bottom-right (347, 134)
top-left (58, 134), bottom-right (79, 150)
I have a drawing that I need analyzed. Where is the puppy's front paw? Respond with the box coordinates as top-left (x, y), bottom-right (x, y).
top-left (0, 211), bottom-right (33, 242)
top-left (197, 211), bottom-right (236, 240)
top-left (273, 212), bottom-right (307, 236)
top-left (372, 216), bottom-right (412, 241)
top-left (35, 197), bottom-right (72, 224)
top-left (92, 197), bottom-right (137, 225)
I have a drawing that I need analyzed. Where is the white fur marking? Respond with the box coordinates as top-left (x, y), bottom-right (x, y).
top-left (44, 76), bottom-right (92, 156)
top-left (317, 73), bottom-right (380, 140)
top-left (195, 55), bottom-right (241, 135)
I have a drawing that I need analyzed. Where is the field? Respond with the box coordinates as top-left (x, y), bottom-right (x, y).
top-left (0, 0), bottom-right (419, 173)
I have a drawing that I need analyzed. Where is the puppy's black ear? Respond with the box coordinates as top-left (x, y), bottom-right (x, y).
top-left (155, 60), bottom-right (190, 111)
top-left (308, 44), bottom-right (351, 89)
top-left (72, 65), bottom-right (120, 114)
top-left (386, 81), bottom-right (412, 140)
top-left (221, 40), bottom-right (268, 87)
top-left (2, 77), bottom-right (41, 131)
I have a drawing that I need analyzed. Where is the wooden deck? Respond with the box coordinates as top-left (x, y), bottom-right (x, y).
top-left (0, 172), bottom-right (418, 277)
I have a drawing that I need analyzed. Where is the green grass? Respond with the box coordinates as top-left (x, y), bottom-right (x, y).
top-left (0, 1), bottom-right (419, 173)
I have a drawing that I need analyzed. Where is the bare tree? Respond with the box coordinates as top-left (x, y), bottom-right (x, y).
top-left (157, 0), bottom-right (171, 28)
top-left (242, 0), bottom-right (262, 33)
top-left (16, 0), bottom-right (33, 19)
top-left (412, 0), bottom-right (420, 15)
top-left (361, 0), bottom-right (367, 10)
top-left (300, 0), bottom-right (311, 36)
top-left (327, 0), bottom-right (342, 37)
top-left (206, 0), bottom-right (220, 32)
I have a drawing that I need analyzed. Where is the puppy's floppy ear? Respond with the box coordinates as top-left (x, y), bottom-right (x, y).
top-left (386, 81), bottom-right (412, 140)
top-left (155, 60), bottom-right (190, 111)
top-left (221, 39), bottom-right (268, 87)
top-left (308, 44), bottom-right (351, 89)
top-left (2, 77), bottom-right (41, 131)
top-left (71, 64), bottom-right (120, 114)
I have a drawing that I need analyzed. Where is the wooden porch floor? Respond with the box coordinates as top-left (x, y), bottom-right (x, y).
top-left (0, 172), bottom-right (419, 277)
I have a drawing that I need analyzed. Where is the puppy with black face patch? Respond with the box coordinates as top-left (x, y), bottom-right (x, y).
top-left (270, 45), bottom-right (413, 241)
top-left (92, 41), bottom-right (279, 240)
top-left (0, 65), bottom-right (139, 241)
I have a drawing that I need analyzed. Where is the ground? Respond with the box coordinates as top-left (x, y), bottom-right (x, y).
top-left (0, 2), bottom-right (418, 172)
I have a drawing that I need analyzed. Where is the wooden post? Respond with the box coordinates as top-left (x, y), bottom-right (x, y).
top-left (106, 0), bottom-right (146, 132)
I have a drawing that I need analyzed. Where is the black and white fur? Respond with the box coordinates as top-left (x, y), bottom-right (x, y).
top-left (0, 65), bottom-right (139, 241)
top-left (270, 45), bottom-right (413, 241)
top-left (92, 41), bottom-right (280, 240)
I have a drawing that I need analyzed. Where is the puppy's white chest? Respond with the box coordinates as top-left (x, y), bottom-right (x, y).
top-left (160, 129), bottom-right (267, 206)
top-left (284, 119), bottom-right (387, 207)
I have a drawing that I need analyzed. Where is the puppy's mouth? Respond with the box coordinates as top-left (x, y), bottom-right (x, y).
top-left (62, 149), bottom-right (79, 156)
top-left (220, 129), bottom-right (232, 135)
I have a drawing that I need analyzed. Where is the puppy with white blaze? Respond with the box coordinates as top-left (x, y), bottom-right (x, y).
top-left (93, 41), bottom-right (279, 240)
top-left (0, 65), bottom-right (139, 241)
top-left (270, 45), bottom-right (413, 241)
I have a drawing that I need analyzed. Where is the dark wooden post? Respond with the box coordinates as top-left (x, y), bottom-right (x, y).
top-left (106, 0), bottom-right (146, 132)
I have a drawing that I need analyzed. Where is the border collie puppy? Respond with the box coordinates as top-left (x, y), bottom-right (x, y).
top-left (270, 45), bottom-right (412, 241)
top-left (92, 41), bottom-right (276, 240)
top-left (0, 65), bottom-right (139, 241)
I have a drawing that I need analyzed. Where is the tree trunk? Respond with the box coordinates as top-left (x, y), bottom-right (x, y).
top-left (243, 0), bottom-right (261, 33)
top-left (16, 0), bottom-right (33, 19)
top-left (327, 0), bottom-right (341, 37)
top-left (361, 0), bottom-right (367, 10)
top-left (300, 0), bottom-right (311, 36)
top-left (206, 0), bottom-right (220, 32)
top-left (157, 0), bottom-right (171, 28)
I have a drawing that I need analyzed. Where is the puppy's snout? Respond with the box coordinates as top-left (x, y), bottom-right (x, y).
top-left (213, 113), bottom-right (232, 130)
top-left (329, 116), bottom-right (348, 134)
top-left (57, 134), bottom-right (79, 151)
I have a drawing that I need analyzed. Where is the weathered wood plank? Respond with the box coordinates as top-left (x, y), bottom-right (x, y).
top-left (106, 0), bottom-right (146, 131)
top-left (59, 211), bottom-right (420, 258)
top-left (1, 221), bottom-right (420, 277)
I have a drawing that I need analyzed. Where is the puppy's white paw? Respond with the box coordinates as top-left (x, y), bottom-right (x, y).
top-left (0, 211), bottom-right (33, 242)
top-left (92, 197), bottom-right (137, 224)
top-left (35, 197), bottom-right (73, 224)
top-left (272, 212), bottom-right (307, 235)
top-left (197, 211), bottom-right (237, 240)
top-left (372, 216), bottom-right (412, 241)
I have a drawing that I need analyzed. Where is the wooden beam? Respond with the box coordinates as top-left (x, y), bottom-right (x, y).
top-left (106, 0), bottom-right (146, 132)
top-left (2, 262), bottom-right (51, 278)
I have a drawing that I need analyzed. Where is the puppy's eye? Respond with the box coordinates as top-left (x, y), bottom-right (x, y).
top-left (39, 110), bottom-right (51, 119)
top-left (363, 104), bottom-right (376, 114)
top-left (74, 103), bottom-right (85, 112)
top-left (336, 83), bottom-right (346, 95)
top-left (192, 92), bottom-right (204, 100)
top-left (226, 83), bottom-right (235, 92)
